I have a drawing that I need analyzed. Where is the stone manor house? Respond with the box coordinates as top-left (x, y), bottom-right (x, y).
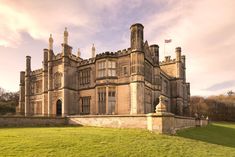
top-left (17, 23), bottom-right (190, 117)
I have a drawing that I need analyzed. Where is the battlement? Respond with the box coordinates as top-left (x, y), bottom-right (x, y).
top-left (31, 68), bottom-right (43, 76)
top-left (160, 56), bottom-right (176, 65)
top-left (78, 58), bottom-right (95, 66)
top-left (95, 51), bottom-right (118, 59)
top-left (115, 48), bottom-right (131, 56)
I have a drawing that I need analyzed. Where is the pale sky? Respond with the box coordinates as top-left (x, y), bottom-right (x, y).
top-left (0, 0), bottom-right (234, 96)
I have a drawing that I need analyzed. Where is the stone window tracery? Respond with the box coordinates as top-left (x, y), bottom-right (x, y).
top-left (98, 61), bottom-right (106, 78)
top-left (79, 68), bottom-right (91, 85)
top-left (108, 61), bottom-right (116, 76)
top-left (81, 96), bottom-right (90, 114)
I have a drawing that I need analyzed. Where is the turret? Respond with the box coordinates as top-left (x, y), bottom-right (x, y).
top-left (150, 44), bottom-right (159, 65)
top-left (181, 55), bottom-right (186, 81)
top-left (25, 56), bottom-right (31, 116)
top-left (49, 34), bottom-right (53, 51)
top-left (77, 48), bottom-right (81, 58)
top-left (62, 27), bottom-right (72, 56)
top-left (92, 44), bottom-right (96, 58)
top-left (18, 71), bottom-right (25, 114)
top-left (181, 55), bottom-right (186, 67)
top-left (25, 56), bottom-right (31, 76)
top-left (130, 23), bottom-right (145, 114)
top-left (48, 34), bottom-right (53, 62)
top-left (43, 49), bottom-right (48, 71)
top-left (176, 47), bottom-right (181, 62)
top-left (175, 47), bottom-right (182, 78)
top-left (130, 23), bottom-right (144, 75)
top-left (64, 27), bottom-right (68, 45)
top-left (130, 23), bottom-right (144, 52)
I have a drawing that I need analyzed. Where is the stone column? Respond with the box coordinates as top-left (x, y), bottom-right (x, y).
top-left (25, 56), bottom-right (31, 116)
top-left (19, 71), bottom-right (25, 114)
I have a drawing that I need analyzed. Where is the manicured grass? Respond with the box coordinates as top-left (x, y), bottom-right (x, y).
top-left (0, 123), bottom-right (234, 157)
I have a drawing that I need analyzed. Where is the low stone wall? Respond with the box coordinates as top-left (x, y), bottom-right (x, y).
top-left (68, 113), bottom-right (209, 134)
top-left (0, 114), bottom-right (208, 134)
top-left (174, 116), bottom-right (196, 130)
top-left (0, 116), bottom-right (66, 127)
top-left (68, 115), bottom-right (147, 129)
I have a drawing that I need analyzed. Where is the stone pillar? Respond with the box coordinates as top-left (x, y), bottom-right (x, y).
top-left (62, 53), bottom-right (69, 117)
top-left (48, 49), bottom-right (53, 116)
top-left (25, 56), bottom-right (31, 116)
top-left (92, 44), bottom-right (96, 58)
top-left (42, 49), bottom-right (48, 115)
top-left (147, 95), bottom-right (175, 134)
top-left (150, 44), bottom-right (159, 65)
top-left (19, 71), bottom-right (25, 114)
top-left (176, 47), bottom-right (182, 78)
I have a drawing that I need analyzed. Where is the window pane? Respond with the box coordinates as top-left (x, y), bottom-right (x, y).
top-left (112, 61), bottom-right (116, 68)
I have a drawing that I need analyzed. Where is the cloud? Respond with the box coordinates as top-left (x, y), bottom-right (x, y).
top-left (205, 80), bottom-right (235, 91)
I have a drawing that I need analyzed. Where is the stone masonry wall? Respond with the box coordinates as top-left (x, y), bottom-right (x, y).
top-left (68, 115), bottom-right (147, 129)
top-left (0, 116), bottom-right (66, 127)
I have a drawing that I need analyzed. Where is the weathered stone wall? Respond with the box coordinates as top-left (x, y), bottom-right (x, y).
top-left (68, 114), bottom-right (208, 134)
top-left (0, 114), bottom-right (208, 134)
top-left (174, 116), bottom-right (196, 130)
top-left (68, 115), bottom-right (147, 129)
top-left (0, 116), bottom-right (66, 127)
top-left (117, 85), bottom-right (130, 114)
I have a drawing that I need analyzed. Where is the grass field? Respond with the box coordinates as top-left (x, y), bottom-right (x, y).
top-left (0, 122), bottom-right (235, 157)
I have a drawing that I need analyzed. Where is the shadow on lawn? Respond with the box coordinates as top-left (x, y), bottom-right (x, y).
top-left (177, 123), bottom-right (235, 148)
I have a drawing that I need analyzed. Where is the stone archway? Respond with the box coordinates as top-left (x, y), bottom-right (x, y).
top-left (56, 99), bottom-right (62, 116)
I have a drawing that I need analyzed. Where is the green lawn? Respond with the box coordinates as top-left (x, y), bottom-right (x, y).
top-left (0, 122), bottom-right (235, 157)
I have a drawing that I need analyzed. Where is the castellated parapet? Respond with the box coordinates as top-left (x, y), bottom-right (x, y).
top-left (17, 23), bottom-right (190, 117)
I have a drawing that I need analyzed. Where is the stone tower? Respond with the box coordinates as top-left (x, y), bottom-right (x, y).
top-left (25, 56), bottom-right (31, 116)
top-left (92, 44), bottom-right (96, 58)
top-left (130, 23), bottom-right (145, 114)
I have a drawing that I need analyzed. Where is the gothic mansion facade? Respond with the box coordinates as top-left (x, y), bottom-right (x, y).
top-left (17, 23), bottom-right (190, 117)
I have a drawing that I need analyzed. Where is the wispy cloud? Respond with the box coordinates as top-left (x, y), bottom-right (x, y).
top-left (205, 80), bottom-right (235, 91)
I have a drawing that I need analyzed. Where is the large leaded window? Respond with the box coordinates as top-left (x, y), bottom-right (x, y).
top-left (98, 87), bottom-right (106, 114)
top-left (108, 61), bottom-right (116, 76)
top-left (108, 87), bottom-right (116, 114)
top-left (98, 61), bottom-right (106, 78)
top-left (79, 68), bottom-right (91, 85)
top-left (81, 97), bottom-right (90, 114)
top-left (98, 60), bottom-right (116, 78)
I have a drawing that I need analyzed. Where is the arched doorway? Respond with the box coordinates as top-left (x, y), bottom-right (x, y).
top-left (56, 99), bottom-right (62, 116)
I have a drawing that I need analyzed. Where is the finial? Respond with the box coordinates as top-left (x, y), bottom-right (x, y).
top-left (64, 27), bottom-right (68, 44)
top-left (155, 95), bottom-right (167, 113)
top-left (92, 43), bottom-right (96, 58)
top-left (77, 48), bottom-right (81, 57)
top-left (49, 34), bottom-right (53, 50)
